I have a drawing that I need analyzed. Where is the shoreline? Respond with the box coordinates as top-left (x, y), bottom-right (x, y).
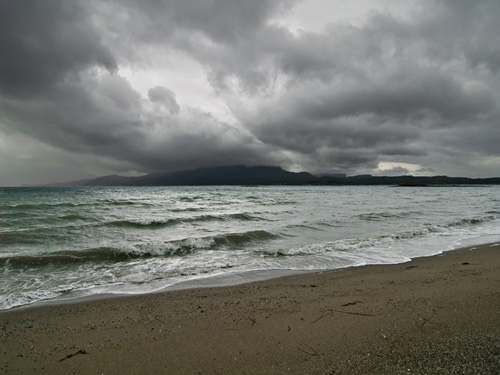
top-left (2, 243), bottom-right (499, 374)
top-left (5, 268), bottom-right (314, 313)
top-left (5, 236), bottom-right (497, 313)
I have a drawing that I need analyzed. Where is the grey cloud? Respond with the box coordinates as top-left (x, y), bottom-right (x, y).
top-left (1, 0), bottom-right (500, 183)
top-left (1, 72), bottom-right (272, 173)
top-left (154, 2), bottom-right (498, 181)
top-left (148, 86), bottom-right (180, 114)
top-left (218, 1), bottom-right (500, 173)
top-left (94, 0), bottom-right (296, 61)
top-left (0, 0), bottom-right (279, 177)
top-left (375, 145), bottom-right (425, 157)
top-left (251, 114), bottom-right (420, 154)
top-left (245, 113), bottom-right (424, 172)
top-left (128, 0), bottom-right (295, 43)
top-left (182, 1), bottom-right (499, 106)
top-left (2, 75), bottom-right (143, 153)
top-left (0, 1), bottom-right (116, 98)
top-left (427, 0), bottom-right (500, 73)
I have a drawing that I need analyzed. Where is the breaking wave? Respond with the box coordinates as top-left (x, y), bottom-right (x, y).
top-left (0, 230), bottom-right (280, 268)
top-left (104, 213), bottom-right (265, 229)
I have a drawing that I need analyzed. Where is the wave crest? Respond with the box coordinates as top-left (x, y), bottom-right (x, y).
top-left (104, 213), bottom-right (265, 229)
top-left (0, 230), bottom-right (279, 268)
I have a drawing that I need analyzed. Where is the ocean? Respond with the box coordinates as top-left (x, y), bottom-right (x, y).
top-left (1, 185), bottom-right (499, 310)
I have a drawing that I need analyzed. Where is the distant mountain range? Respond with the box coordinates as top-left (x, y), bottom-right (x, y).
top-left (39, 165), bottom-right (500, 187)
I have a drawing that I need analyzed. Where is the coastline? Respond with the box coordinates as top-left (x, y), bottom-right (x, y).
top-left (5, 235), bottom-right (496, 312)
top-left (1, 243), bottom-right (499, 374)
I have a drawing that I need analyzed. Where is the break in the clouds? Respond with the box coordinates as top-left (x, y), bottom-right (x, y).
top-left (0, 0), bottom-right (499, 185)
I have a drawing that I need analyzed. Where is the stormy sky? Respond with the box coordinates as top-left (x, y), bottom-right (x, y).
top-left (1, 0), bottom-right (500, 185)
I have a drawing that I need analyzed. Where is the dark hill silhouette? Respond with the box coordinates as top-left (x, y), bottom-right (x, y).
top-left (42, 166), bottom-right (500, 187)
top-left (314, 175), bottom-right (500, 186)
top-left (84, 165), bottom-right (317, 186)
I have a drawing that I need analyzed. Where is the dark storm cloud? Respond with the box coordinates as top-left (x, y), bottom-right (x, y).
top-left (1, 73), bottom-right (272, 173)
top-left (117, 0), bottom-right (294, 44)
top-left (1, 0), bottom-right (500, 181)
top-left (0, 1), bottom-right (116, 98)
top-left (428, 0), bottom-right (500, 74)
top-left (208, 0), bottom-right (500, 172)
top-left (0, 0), bottom-right (282, 174)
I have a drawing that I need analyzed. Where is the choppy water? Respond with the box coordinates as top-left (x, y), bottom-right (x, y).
top-left (1, 185), bottom-right (499, 310)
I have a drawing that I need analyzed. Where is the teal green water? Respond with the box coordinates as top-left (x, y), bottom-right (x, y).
top-left (1, 185), bottom-right (499, 309)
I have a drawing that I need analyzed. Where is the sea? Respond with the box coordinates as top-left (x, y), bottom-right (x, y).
top-left (1, 185), bottom-right (499, 310)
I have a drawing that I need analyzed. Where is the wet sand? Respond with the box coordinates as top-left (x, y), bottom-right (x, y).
top-left (1, 244), bottom-right (499, 374)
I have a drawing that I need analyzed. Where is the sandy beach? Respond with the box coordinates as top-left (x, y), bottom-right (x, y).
top-left (1, 243), bottom-right (499, 374)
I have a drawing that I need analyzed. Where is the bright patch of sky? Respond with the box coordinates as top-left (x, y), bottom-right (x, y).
top-left (271, 0), bottom-right (418, 33)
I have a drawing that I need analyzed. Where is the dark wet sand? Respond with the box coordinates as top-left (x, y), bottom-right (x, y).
top-left (1, 244), bottom-right (499, 374)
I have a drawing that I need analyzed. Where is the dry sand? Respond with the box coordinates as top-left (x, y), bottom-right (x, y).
top-left (1, 244), bottom-right (499, 374)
